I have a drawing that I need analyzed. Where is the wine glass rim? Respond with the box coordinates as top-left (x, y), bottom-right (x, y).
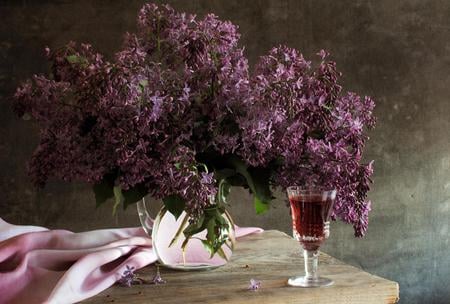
top-left (286, 186), bottom-right (336, 195)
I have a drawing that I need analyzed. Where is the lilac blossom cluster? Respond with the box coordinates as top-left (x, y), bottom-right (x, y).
top-left (13, 3), bottom-right (375, 236)
top-left (238, 47), bottom-right (375, 236)
top-left (118, 265), bottom-right (137, 287)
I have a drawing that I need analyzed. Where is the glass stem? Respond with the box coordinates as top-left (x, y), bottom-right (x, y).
top-left (303, 249), bottom-right (319, 281)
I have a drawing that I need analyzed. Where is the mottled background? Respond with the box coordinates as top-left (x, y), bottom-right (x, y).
top-left (1, 0), bottom-right (449, 303)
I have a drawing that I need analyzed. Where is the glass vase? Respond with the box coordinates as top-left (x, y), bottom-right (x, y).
top-left (137, 198), bottom-right (235, 271)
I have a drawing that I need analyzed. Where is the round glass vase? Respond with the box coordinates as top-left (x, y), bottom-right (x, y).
top-left (137, 198), bottom-right (235, 271)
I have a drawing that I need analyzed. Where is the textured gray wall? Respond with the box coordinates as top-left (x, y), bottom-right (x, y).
top-left (1, 1), bottom-right (449, 303)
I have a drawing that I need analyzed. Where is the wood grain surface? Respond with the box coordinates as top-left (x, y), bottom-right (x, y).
top-left (83, 230), bottom-right (399, 304)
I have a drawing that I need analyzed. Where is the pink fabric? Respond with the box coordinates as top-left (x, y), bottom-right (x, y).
top-left (0, 218), bottom-right (262, 304)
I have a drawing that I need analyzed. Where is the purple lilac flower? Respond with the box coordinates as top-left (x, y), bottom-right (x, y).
top-left (118, 265), bottom-right (137, 287)
top-left (151, 266), bottom-right (166, 285)
top-left (13, 3), bottom-right (375, 236)
top-left (234, 45), bottom-right (375, 236)
top-left (248, 279), bottom-right (261, 291)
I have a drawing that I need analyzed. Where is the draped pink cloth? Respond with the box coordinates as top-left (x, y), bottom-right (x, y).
top-left (0, 218), bottom-right (262, 304)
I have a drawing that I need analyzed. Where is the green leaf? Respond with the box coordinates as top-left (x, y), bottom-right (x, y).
top-left (254, 196), bottom-right (270, 214)
top-left (138, 79), bottom-right (148, 93)
top-left (197, 162), bottom-right (209, 173)
top-left (215, 247), bottom-right (229, 261)
top-left (201, 240), bottom-right (214, 256)
top-left (214, 168), bottom-right (235, 180)
top-left (226, 174), bottom-right (247, 187)
top-left (181, 206), bottom-right (233, 259)
top-left (225, 239), bottom-right (235, 251)
top-left (206, 218), bottom-right (216, 241)
top-left (228, 157), bottom-right (257, 195)
top-left (163, 194), bottom-right (186, 220)
top-left (139, 79), bottom-right (148, 87)
top-left (92, 172), bottom-right (117, 208)
top-left (66, 55), bottom-right (80, 64)
top-left (216, 212), bottom-right (228, 226)
top-left (122, 184), bottom-right (148, 209)
top-left (227, 156), bottom-right (272, 214)
top-left (66, 55), bottom-right (88, 65)
top-left (183, 214), bottom-right (205, 236)
top-left (246, 168), bottom-right (272, 203)
top-left (181, 235), bottom-right (192, 252)
top-left (168, 213), bottom-right (190, 247)
top-left (112, 186), bottom-right (124, 215)
top-left (66, 55), bottom-right (89, 67)
top-left (92, 173), bottom-right (147, 211)
top-left (214, 168), bottom-right (247, 187)
top-left (248, 166), bottom-right (273, 214)
top-left (93, 180), bottom-right (114, 208)
top-left (222, 181), bottom-right (231, 199)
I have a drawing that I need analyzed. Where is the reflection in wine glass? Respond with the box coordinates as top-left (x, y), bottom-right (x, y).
top-left (286, 186), bottom-right (337, 287)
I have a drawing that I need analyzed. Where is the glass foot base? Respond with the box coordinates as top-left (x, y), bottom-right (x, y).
top-left (160, 262), bottom-right (221, 271)
top-left (288, 276), bottom-right (334, 287)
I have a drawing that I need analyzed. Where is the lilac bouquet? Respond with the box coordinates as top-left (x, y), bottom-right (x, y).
top-left (13, 3), bottom-right (375, 254)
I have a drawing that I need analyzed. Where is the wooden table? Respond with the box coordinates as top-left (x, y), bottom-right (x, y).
top-left (84, 230), bottom-right (399, 304)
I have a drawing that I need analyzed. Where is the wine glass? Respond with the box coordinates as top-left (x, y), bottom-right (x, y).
top-left (286, 186), bottom-right (337, 287)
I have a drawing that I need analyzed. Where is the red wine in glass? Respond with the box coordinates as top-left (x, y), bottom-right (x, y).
top-left (286, 187), bottom-right (336, 287)
top-left (289, 193), bottom-right (334, 251)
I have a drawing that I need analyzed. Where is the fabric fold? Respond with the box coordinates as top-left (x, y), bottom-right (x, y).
top-left (0, 218), bottom-right (262, 304)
